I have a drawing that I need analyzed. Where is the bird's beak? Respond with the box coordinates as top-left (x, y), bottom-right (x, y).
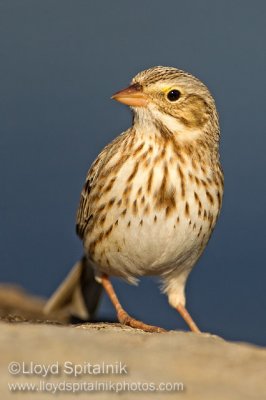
top-left (111, 83), bottom-right (148, 107)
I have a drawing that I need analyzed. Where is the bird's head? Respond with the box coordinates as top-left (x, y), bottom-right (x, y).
top-left (112, 66), bottom-right (219, 143)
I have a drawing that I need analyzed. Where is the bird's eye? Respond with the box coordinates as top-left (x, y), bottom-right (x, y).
top-left (167, 89), bottom-right (181, 102)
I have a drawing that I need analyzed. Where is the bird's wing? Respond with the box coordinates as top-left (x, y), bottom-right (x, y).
top-left (76, 130), bottom-right (129, 239)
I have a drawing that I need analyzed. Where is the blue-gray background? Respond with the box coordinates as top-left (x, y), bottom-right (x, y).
top-left (1, 1), bottom-right (265, 346)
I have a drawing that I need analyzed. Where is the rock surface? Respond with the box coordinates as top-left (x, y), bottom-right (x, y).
top-left (0, 285), bottom-right (265, 399)
top-left (0, 284), bottom-right (68, 323)
top-left (0, 321), bottom-right (266, 400)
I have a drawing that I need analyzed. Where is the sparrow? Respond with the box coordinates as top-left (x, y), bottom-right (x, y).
top-left (45, 66), bottom-right (223, 333)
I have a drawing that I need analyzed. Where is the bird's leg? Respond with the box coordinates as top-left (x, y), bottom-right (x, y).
top-left (101, 274), bottom-right (166, 333)
top-left (176, 303), bottom-right (201, 333)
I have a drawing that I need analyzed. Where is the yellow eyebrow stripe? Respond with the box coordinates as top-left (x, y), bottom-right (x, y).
top-left (161, 86), bottom-right (173, 93)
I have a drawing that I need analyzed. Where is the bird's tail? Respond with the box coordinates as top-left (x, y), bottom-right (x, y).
top-left (43, 256), bottom-right (103, 321)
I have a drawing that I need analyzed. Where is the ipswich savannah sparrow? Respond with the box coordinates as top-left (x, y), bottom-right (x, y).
top-left (45, 66), bottom-right (224, 333)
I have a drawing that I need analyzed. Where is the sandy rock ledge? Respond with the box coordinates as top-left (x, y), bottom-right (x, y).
top-left (0, 321), bottom-right (266, 400)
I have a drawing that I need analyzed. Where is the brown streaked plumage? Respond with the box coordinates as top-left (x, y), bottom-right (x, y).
top-left (45, 66), bottom-right (223, 334)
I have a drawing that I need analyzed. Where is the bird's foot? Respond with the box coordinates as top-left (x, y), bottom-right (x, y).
top-left (117, 309), bottom-right (166, 333)
top-left (101, 274), bottom-right (166, 333)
